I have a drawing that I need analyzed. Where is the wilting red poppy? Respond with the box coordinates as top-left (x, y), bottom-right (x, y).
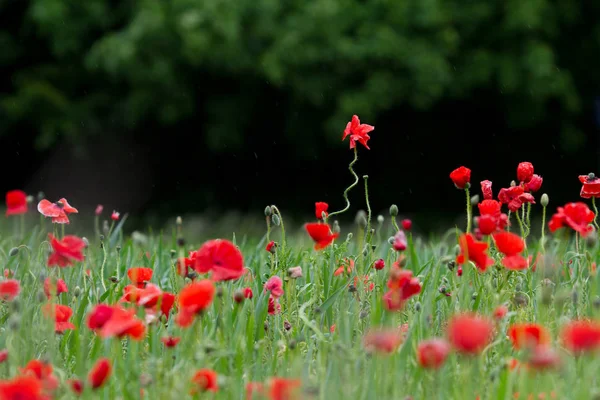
top-left (493, 305), bottom-right (508, 320)
top-left (417, 339), bottom-right (451, 369)
top-left (447, 314), bottom-right (493, 355)
top-left (334, 258), bottom-right (354, 276)
top-left (37, 198), bottom-right (78, 224)
top-left (480, 180), bottom-right (493, 200)
top-left (456, 234), bottom-right (494, 272)
top-left (449, 166), bottom-right (471, 189)
top-left (315, 202), bottom-right (329, 220)
top-left (161, 336), bottom-right (181, 348)
top-left (517, 162), bottom-right (534, 183)
top-left (88, 358), bottom-right (112, 389)
top-left (246, 382), bottom-right (265, 400)
top-left (68, 379), bottom-right (84, 395)
top-left (194, 239), bottom-right (245, 281)
top-left (98, 306), bottom-right (145, 340)
top-left (47, 234), bottom-right (85, 267)
top-left (111, 211), bottom-right (120, 221)
top-left (392, 230), bottom-right (407, 251)
top-left (87, 304), bottom-right (115, 330)
top-left (383, 269), bottom-right (421, 311)
top-left (0, 279), bottom-right (20, 301)
top-left (527, 346), bottom-right (560, 370)
top-left (363, 329), bottom-right (403, 353)
top-left (5, 190), bottom-right (27, 216)
top-left (265, 241), bottom-right (276, 253)
top-left (342, 115), bottom-right (374, 150)
top-left (561, 320), bottom-right (600, 353)
top-left (127, 267), bottom-right (153, 288)
top-left (525, 174), bottom-right (543, 192)
top-left (21, 359), bottom-right (59, 391)
top-left (176, 280), bottom-right (216, 327)
top-left (43, 277), bottom-right (68, 298)
top-left (498, 186), bottom-right (535, 212)
top-left (43, 303), bottom-right (76, 332)
top-left (268, 295), bottom-right (281, 315)
top-left (508, 323), bottom-right (550, 349)
top-left (579, 174), bottom-right (600, 198)
top-left (305, 223), bottom-right (339, 250)
top-left (0, 375), bottom-right (45, 400)
top-left (268, 377), bottom-right (301, 400)
top-left (549, 202), bottom-right (595, 237)
top-left (264, 276), bottom-right (284, 298)
top-left (493, 232), bottom-right (528, 270)
top-left (191, 369), bottom-right (218, 393)
top-left (374, 259), bottom-right (385, 270)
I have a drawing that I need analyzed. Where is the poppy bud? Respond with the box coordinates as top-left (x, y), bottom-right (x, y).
top-left (376, 216), bottom-right (384, 225)
top-left (355, 210), bottom-right (367, 228)
top-left (284, 321), bottom-right (292, 331)
top-left (233, 290), bottom-right (245, 303)
top-left (288, 266), bottom-right (303, 278)
top-left (8, 248), bottom-right (18, 257)
top-left (74, 286), bottom-right (81, 297)
top-left (389, 204), bottom-right (399, 217)
top-left (82, 237), bottom-right (89, 247)
top-left (472, 292), bottom-right (478, 300)
top-left (346, 233), bottom-right (353, 241)
top-left (373, 259), bottom-right (385, 270)
top-left (116, 245), bottom-right (121, 252)
top-left (109, 276), bottom-right (119, 283)
top-left (37, 191), bottom-right (45, 201)
top-left (447, 260), bottom-right (456, 271)
top-left (388, 236), bottom-right (395, 245)
top-left (289, 339), bottom-right (297, 350)
top-left (99, 235), bottom-right (105, 242)
top-left (26, 195), bottom-right (34, 204)
top-left (176, 216), bottom-right (182, 226)
top-left (513, 292), bottom-right (528, 307)
top-left (348, 284), bottom-right (357, 293)
top-left (264, 206), bottom-right (272, 217)
top-left (470, 195), bottom-right (480, 206)
top-left (540, 193), bottom-right (549, 207)
top-left (321, 211), bottom-right (327, 220)
top-left (177, 237), bottom-right (185, 247)
top-left (594, 297), bottom-right (600, 309)
top-left (414, 302), bottom-right (421, 312)
top-left (216, 287), bottom-right (224, 297)
top-left (332, 220), bottom-right (341, 234)
top-left (359, 310), bottom-right (369, 319)
top-left (271, 214), bottom-right (281, 226)
top-left (8, 316), bottom-right (20, 331)
top-left (510, 180), bottom-right (516, 187)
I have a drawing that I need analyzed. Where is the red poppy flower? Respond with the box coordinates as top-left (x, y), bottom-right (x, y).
top-left (21, 359), bottom-right (59, 391)
top-left (127, 267), bottom-right (153, 288)
top-left (176, 250), bottom-right (197, 277)
top-left (175, 280), bottom-right (215, 327)
top-left (517, 162), bottom-right (534, 183)
top-left (477, 200), bottom-right (508, 235)
top-left (315, 202), bottom-right (329, 220)
top-left (268, 377), bottom-right (301, 400)
top-left (392, 230), bottom-right (407, 251)
top-left (334, 258), bottom-right (354, 276)
top-left (5, 190), bottom-right (27, 216)
top-left (305, 223), bottom-right (339, 250)
top-left (549, 202), bottom-right (595, 237)
top-left (264, 276), bottom-right (284, 298)
top-left (88, 358), bottom-right (112, 389)
top-left (447, 314), bottom-right (493, 355)
top-left (68, 379), bottom-right (84, 395)
top-left (342, 115), bottom-right (374, 150)
top-left (161, 336), bottom-right (181, 348)
top-left (98, 306), bottom-right (145, 340)
top-left (579, 174), bottom-right (600, 198)
top-left (265, 241), bottom-right (276, 253)
top-left (449, 166), bottom-right (471, 189)
top-left (527, 346), bottom-right (560, 370)
top-left (43, 277), bottom-right (68, 298)
top-left (493, 231), bottom-right (528, 270)
top-left (95, 204), bottom-right (103, 215)
top-left (0, 279), bottom-right (20, 301)
top-left (37, 198), bottom-right (78, 224)
top-left (191, 369), bottom-right (218, 393)
top-left (498, 186), bottom-right (535, 212)
top-left (456, 234), bottom-right (494, 272)
top-left (0, 375), bottom-right (45, 400)
top-left (493, 305), bottom-right (508, 320)
top-left (194, 239), bottom-right (245, 281)
top-left (47, 234), bottom-right (85, 267)
top-left (383, 269), bottom-right (422, 311)
top-left (561, 320), bottom-right (600, 353)
top-left (417, 339), bottom-right (451, 369)
top-left (401, 219), bottom-right (412, 231)
top-left (43, 303), bottom-right (76, 332)
top-left (525, 174), bottom-right (543, 192)
top-left (363, 329), bottom-right (403, 353)
top-left (243, 287), bottom-right (253, 299)
top-left (373, 259), bottom-right (385, 270)
top-left (87, 304), bottom-right (115, 330)
top-left (111, 211), bottom-right (120, 221)
top-left (508, 323), bottom-right (550, 349)
top-left (0, 349), bottom-right (7, 364)
top-left (268, 295), bottom-right (281, 315)
top-left (246, 382), bottom-right (265, 400)
top-left (480, 180), bottom-right (493, 200)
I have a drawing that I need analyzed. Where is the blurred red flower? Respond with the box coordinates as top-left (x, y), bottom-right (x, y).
top-left (268, 377), bottom-right (301, 400)
top-left (493, 231), bottom-right (528, 270)
top-left (334, 258), bottom-right (354, 276)
top-left (549, 202), bottom-right (595, 237)
top-left (87, 304), bottom-right (115, 330)
top-left (417, 339), bottom-right (451, 369)
top-left (161, 336), bottom-right (181, 348)
top-left (0, 280), bottom-right (20, 301)
top-left (508, 323), bottom-right (550, 349)
top-left (561, 320), bottom-right (600, 353)
top-left (43, 277), bottom-right (68, 298)
top-left (383, 269), bottom-right (421, 311)
top-left (456, 234), bottom-right (494, 273)
top-left (305, 223), bottom-right (339, 250)
top-left (127, 267), bottom-right (153, 288)
top-left (88, 358), bottom-right (112, 389)
top-left (194, 239), bottom-right (245, 281)
top-left (68, 379), bottom-right (84, 395)
top-left (315, 202), bottom-right (328, 220)
top-left (0, 375), bottom-right (45, 400)
top-left (47, 234), bottom-right (85, 267)
top-left (5, 190), bottom-right (27, 216)
top-left (363, 329), bottom-right (403, 353)
top-left (175, 280), bottom-right (215, 327)
top-left (191, 369), bottom-right (218, 393)
top-left (37, 198), bottom-right (78, 224)
top-left (43, 304), bottom-right (76, 332)
top-left (447, 314), bottom-right (493, 355)
top-left (342, 115), bottom-right (374, 150)
top-left (21, 359), bottom-right (59, 392)
top-left (98, 307), bottom-right (145, 340)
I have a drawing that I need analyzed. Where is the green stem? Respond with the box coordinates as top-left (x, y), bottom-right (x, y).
top-left (506, 211), bottom-right (511, 232)
top-left (363, 175), bottom-right (372, 244)
top-left (328, 147), bottom-right (359, 219)
top-left (515, 211), bottom-right (526, 240)
top-left (270, 206), bottom-right (286, 261)
top-left (391, 217), bottom-right (399, 232)
top-left (541, 204), bottom-right (547, 251)
top-left (99, 240), bottom-right (107, 292)
top-left (592, 197), bottom-right (600, 231)
top-left (465, 187), bottom-right (472, 234)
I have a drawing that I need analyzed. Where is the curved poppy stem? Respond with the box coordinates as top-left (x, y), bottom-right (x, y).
top-left (541, 203), bottom-right (547, 251)
top-left (592, 197), bottom-right (600, 231)
top-left (363, 175), bottom-right (372, 244)
top-left (515, 210), bottom-right (526, 241)
top-left (99, 240), bottom-right (107, 292)
top-left (328, 147), bottom-right (359, 219)
top-left (465, 187), bottom-right (472, 234)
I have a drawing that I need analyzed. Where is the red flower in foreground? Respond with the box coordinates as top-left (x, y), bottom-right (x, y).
top-left (0, 375), bottom-right (44, 400)
top-left (480, 180), bottom-right (493, 200)
top-left (548, 202), bottom-right (595, 237)
top-left (68, 379), bottom-right (84, 395)
top-left (194, 239), bottom-right (245, 281)
top-left (0, 279), bottom-right (20, 301)
top-left (264, 276), bottom-right (284, 298)
top-left (305, 223), bottom-right (339, 250)
top-left (161, 336), bottom-right (181, 348)
top-left (43, 277), bottom-right (68, 298)
top-left (37, 198), bottom-right (78, 224)
top-left (493, 231), bottom-right (528, 270)
top-left (417, 339), bottom-right (451, 369)
top-left (315, 202), bottom-right (329, 220)
top-left (21, 359), bottom-right (59, 391)
top-left (98, 306), bottom-right (145, 340)
top-left (517, 162), bottom-right (534, 183)
top-left (363, 329), bottom-right (403, 354)
top-left (47, 234), bottom-right (85, 267)
top-left (508, 323), bottom-right (550, 349)
top-left (87, 304), bottom-right (115, 330)
top-left (176, 280), bottom-right (215, 327)
top-left (447, 314), bottom-right (493, 355)
top-left (456, 234), bottom-right (494, 273)
top-left (5, 190), bottom-right (27, 216)
top-left (268, 377), bottom-right (301, 400)
top-left (88, 358), bottom-right (112, 389)
top-left (342, 115), bottom-right (374, 150)
top-left (579, 174), bottom-right (600, 199)
top-left (525, 174), bottom-right (543, 192)
top-left (561, 320), bottom-right (600, 353)
top-left (383, 269), bottom-right (421, 311)
top-left (43, 303), bottom-right (76, 332)
top-left (127, 267), bottom-right (153, 288)
top-left (449, 166), bottom-right (471, 189)
top-left (176, 250), bottom-right (197, 277)
top-left (191, 369), bottom-right (218, 393)
top-left (498, 186), bottom-right (535, 212)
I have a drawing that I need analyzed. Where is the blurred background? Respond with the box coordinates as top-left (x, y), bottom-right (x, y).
top-left (1, 0), bottom-right (600, 232)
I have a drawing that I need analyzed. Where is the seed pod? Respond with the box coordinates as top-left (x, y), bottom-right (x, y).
top-left (271, 214), bottom-right (281, 226)
top-left (389, 204), bottom-right (399, 217)
top-left (264, 206), bottom-right (272, 217)
top-left (377, 215), bottom-right (384, 224)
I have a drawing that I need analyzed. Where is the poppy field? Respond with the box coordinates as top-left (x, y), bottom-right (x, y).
top-left (2, 115), bottom-right (600, 400)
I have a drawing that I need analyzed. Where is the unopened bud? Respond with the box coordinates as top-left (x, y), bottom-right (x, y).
top-left (377, 215), bottom-right (384, 224)
top-left (102, 221), bottom-right (110, 236)
top-left (414, 302), bottom-right (421, 312)
top-left (176, 216), bottom-right (182, 226)
top-left (321, 211), bottom-right (327, 220)
top-left (388, 236), bottom-right (395, 245)
top-left (470, 195), bottom-right (480, 206)
top-left (37, 291), bottom-right (46, 303)
top-left (170, 249), bottom-right (177, 257)
top-left (177, 237), bottom-right (185, 247)
top-left (346, 233), bottom-right (353, 241)
top-left (271, 214), bottom-right (280, 226)
top-left (233, 290), bottom-right (245, 303)
top-left (540, 193), bottom-right (549, 207)
top-left (348, 284), bottom-right (357, 293)
top-left (82, 237), bottom-right (89, 247)
top-left (73, 287), bottom-right (81, 297)
top-left (464, 182), bottom-right (471, 189)
top-left (447, 260), bottom-right (456, 271)
top-left (264, 206), bottom-right (272, 217)
top-left (284, 321), bottom-right (292, 331)
top-left (216, 287), bottom-right (224, 297)
top-left (332, 220), bottom-right (341, 234)
top-left (589, 172), bottom-right (596, 180)
top-left (37, 192), bottom-right (45, 201)
top-left (472, 292), bottom-right (478, 300)
top-left (99, 235), bottom-right (105, 242)
top-left (389, 204), bottom-right (398, 217)
top-left (510, 180), bottom-right (516, 187)
top-left (26, 195), bottom-right (34, 204)
top-left (8, 248), bottom-right (19, 257)
top-left (359, 310), bottom-right (369, 319)
top-left (8, 316), bottom-right (20, 331)
top-left (355, 210), bottom-right (367, 228)
top-left (116, 245), bottom-right (121, 252)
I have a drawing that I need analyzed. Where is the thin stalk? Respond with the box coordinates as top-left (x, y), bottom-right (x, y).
top-left (465, 187), bottom-right (472, 234)
top-left (593, 197), bottom-right (600, 231)
top-left (328, 147), bottom-right (359, 219)
top-left (363, 175), bottom-right (372, 245)
top-left (541, 204), bottom-right (547, 251)
top-left (270, 206), bottom-right (286, 261)
top-left (99, 240), bottom-right (108, 292)
top-left (515, 211), bottom-right (526, 241)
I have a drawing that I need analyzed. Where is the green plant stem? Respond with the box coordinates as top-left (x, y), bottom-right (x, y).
top-left (541, 204), bottom-right (547, 251)
top-left (99, 241), bottom-right (107, 291)
top-left (328, 147), bottom-right (359, 219)
top-left (391, 217), bottom-right (399, 232)
top-left (506, 211), bottom-right (511, 232)
top-left (270, 205), bottom-right (286, 259)
top-left (363, 175), bottom-right (372, 244)
top-left (465, 187), bottom-right (472, 234)
top-left (592, 197), bottom-right (600, 231)
top-left (515, 211), bottom-right (526, 241)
